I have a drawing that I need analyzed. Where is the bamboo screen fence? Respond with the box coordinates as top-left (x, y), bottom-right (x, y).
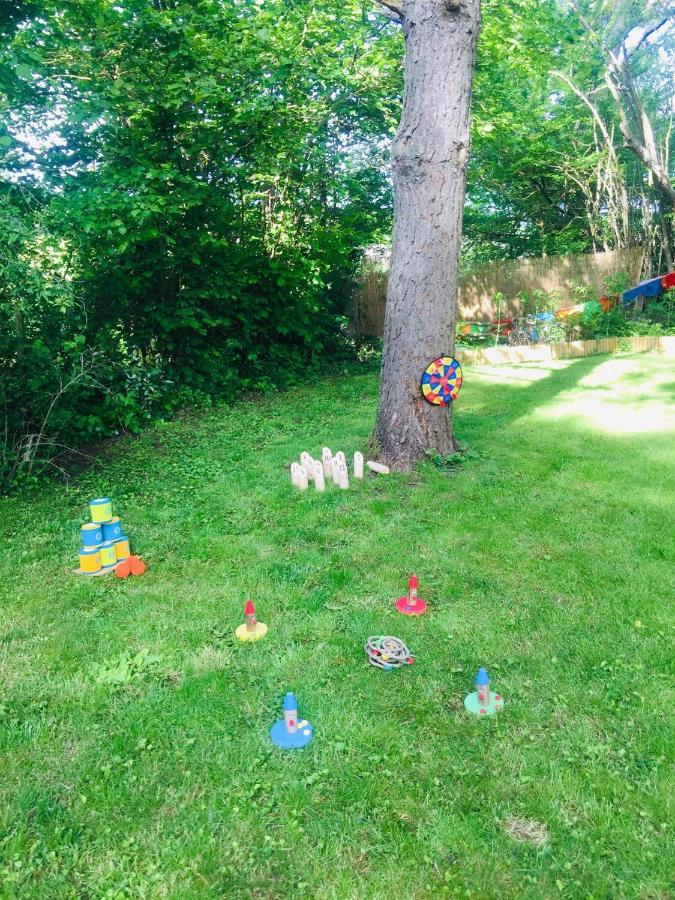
top-left (351, 247), bottom-right (644, 338)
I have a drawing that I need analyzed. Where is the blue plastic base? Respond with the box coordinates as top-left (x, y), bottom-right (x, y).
top-left (270, 719), bottom-right (313, 749)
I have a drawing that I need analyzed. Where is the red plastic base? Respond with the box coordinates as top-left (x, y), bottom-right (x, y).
top-left (395, 597), bottom-right (427, 616)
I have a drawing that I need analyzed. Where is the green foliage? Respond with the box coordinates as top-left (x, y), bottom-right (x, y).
top-left (0, 1), bottom-right (401, 491)
top-left (465, 0), bottom-right (673, 262)
top-left (603, 271), bottom-right (633, 298)
top-left (466, 0), bottom-right (592, 260)
top-left (424, 444), bottom-right (480, 472)
top-left (591, 297), bottom-right (675, 339)
top-left (492, 291), bottom-right (506, 345)
top-left (485, 275), bottom-right (675, 346)
top-left (537, 318), bottom-right (570, 344)
top-left (1, 0), bottom-right (671, 491)
top-left (0, 191), bottom-right (111, 488)
top-left (518, 289), bottom-right (559, 316)
top-left (580, 300), bottom-right (604, 338)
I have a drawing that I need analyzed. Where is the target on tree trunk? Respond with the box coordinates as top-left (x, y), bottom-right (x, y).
top-left (421, 356), bottom-right (463, 406)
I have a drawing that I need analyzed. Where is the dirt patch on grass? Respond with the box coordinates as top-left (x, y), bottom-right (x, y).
top-left (503, 817), bottom-right (550, 847)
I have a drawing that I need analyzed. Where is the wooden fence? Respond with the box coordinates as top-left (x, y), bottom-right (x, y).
top-left (457, 335), bottom-right (675, 367)
top-left (351, 247), bottom-right (644, 338)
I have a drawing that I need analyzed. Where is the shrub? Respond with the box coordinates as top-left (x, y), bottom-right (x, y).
top-left (0, 186), bottom-right (368, 493)
top-left (602, 271), bottom-right (633, 298)
top-left (590, 292), bottom-right (675, 341)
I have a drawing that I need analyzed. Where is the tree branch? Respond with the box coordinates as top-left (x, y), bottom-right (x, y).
top-left (627, 16), bottom-right (672, 57)
top-left (551, 69), bottom-right (631, 236)
top-left (551, 70), bottom-right (619, 163)
top-left (600, 39), bottom-right (675, 208)
top-left (374, 0), bottom-right (404, 22)
top-left (570, 0), bottom-right (595, 36)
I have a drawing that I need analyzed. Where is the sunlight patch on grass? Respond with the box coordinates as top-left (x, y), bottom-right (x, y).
top-left (189, 645), bottom-right (231, 674)
top-left (532, 355), bottom-right (675, 434)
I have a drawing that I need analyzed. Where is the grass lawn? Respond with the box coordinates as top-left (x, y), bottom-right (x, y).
top-left (1, 352), bottom-right (673, 898)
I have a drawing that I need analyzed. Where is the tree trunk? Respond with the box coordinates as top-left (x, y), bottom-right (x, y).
top-left (657, 202), bottom-right (674, 271)
top-left (604, 61), bottom-right (675, 210)
top-left (375, 0), bottom-right (481, 469)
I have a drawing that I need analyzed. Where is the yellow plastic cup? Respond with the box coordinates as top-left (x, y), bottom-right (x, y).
top-left (114, 537), bottom-right (130, 560)
top-left (79, 548), bottom-right (101, 574)
top-left (90, 498), bottom-right (113, 523)
top-left (99, 541), bottom-right (117, 568)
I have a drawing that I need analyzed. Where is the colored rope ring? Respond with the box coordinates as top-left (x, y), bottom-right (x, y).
top-left (364, 636), bottom-right (414, 671)
top-left (421, 356), bottom-right (462, 406)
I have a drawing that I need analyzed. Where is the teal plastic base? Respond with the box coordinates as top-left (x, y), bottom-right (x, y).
top-left (464, 691), bottom-right (504, 717)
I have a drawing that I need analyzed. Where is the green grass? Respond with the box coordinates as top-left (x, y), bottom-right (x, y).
top-left (1, 352), bottom-right (673, 898)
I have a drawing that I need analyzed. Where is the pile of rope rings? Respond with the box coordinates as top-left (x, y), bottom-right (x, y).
top-left (364, 636), bottom-right (414, 671)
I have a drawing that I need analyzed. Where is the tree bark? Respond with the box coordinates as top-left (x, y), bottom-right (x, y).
top-left (375, 0), bottom-right (481, 469)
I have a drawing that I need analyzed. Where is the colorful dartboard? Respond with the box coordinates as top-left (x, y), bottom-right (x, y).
top-left (421, 356), bottom-right (463, 406)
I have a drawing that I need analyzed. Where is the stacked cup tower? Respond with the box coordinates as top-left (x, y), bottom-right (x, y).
top-left (78, 498), bottom-right (131, 575)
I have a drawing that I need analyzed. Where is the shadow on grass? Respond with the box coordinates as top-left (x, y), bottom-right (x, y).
top-left (462, 352), bottom-right (672, 434)
top-left (458, 354), bottom-right (605, 434)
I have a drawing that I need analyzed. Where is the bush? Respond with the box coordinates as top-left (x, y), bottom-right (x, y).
top-left (0, 0), bottom-right (397, 494)
top-left (0, 185), bottom-right (366, 494)
top-left (0, 195), bottom-right (108, 489)
top-left (602, 271), bottom-right (633, 298)
top-left (498, 278), bottom-right (675, 348)
top-left (590, 292), bottom-right (675, 340)
top-left (517, 288), bottom-right (559, 316)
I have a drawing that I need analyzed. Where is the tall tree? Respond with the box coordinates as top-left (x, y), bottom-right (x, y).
top-left (553, 1), bottom-right (675, 265)
top-left (374, 0), bottom-right (481, 468)
top-left (573, 0), bottom-right (674, 208)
